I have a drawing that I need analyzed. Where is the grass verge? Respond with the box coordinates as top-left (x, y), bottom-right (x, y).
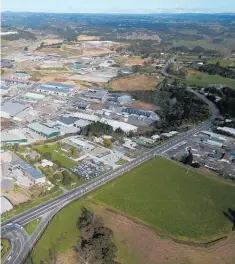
top-left (24, 218), bottom-right (41, 235)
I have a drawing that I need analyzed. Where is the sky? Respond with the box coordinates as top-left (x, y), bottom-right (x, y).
top-left (1, 0), bottom-right (235, 13)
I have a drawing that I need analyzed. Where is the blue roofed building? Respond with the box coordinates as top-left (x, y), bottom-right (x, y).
top-left (9, 155), bottom-right (45, 185)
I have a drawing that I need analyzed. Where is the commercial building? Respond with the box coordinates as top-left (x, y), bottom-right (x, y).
top-left (9, 157), bottom-right (45, 184)
top-left (36, 82), bottom-right (75, 96)
top-left (1, 129), bottom-right (27, 144)
top-left (28, 122), bottom-right (60, 138)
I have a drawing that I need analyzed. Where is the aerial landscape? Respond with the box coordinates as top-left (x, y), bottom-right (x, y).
top-left (1, 1), bottom-right (235, 264)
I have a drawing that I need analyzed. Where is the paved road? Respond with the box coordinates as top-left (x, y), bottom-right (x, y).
top-left (1, 89), bottom-right (218, 264)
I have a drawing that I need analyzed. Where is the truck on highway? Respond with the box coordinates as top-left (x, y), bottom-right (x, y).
top-left (13, 223), bottom-right (23, 229)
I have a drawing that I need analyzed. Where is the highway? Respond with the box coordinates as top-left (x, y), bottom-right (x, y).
top-left (1, 89), bottom-right (218, 264)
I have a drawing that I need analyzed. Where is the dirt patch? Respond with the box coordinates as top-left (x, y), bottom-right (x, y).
top-left (2, 190), bottom-right (30, 205)
top-left (89, 203), bottom-right (235, 264)
top-left (56, 250), bottom-right (78, 264)
top-left (82, 48), bottom-right (113, 56)
top-left (77, 35), bottom-right (100, 41)
top-left (117, 56), bottom-right (149, 66)
top-left (1, 118), bottom-right (15, 131)
top-left (111, 75), bottom-right (160, 91)
top-left (132, 100), bottom-right (160, 111)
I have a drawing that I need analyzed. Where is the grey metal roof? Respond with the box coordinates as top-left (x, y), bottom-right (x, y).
top-left (1, 102), bottom-right (28, 116)
top-left (74, 119), bottom-right (90, 127)
top-left (28, 122), bottom-right (59, 136)
top-left (37, 85), bottom-right (70, 94)
top-left (10, 158), bottom-right (43, 179)
top-left (58, 116), bottom-right (78, 125)
top-left (84, 89), bottom-right (107, 100)
top-left (44, 82), bottom-right (75, 89)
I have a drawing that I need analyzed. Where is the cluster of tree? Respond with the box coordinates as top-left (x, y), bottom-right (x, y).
top-left (205, 86), bottom-right (235, 118)
top-left (123, 40), bottom-right (160, 57)
top-left (81, 121), bottom-right (124, 137)
top-left (168, 63), bottom-right (187, 77)
top-left (130, 81), bottom-right (210, 132)
top-left (170, 45), bottom-right (217, 55)
top-left (75, 207), bottom-right (118, 264)
top-left (199, 62), bottom-right (235, 79)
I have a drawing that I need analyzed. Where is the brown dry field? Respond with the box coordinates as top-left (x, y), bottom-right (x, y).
top-left (56, 203), bottom-right (235, 264)
top-left (132, 100), bottom-right (160, 111)
top-left (28, 71), bottom-right (90, 88)
top-left (2, 190), bottom-right (30, 205)
top-left (1, 118), bottom-right (15, 131)
top-left (82, 48), bottom-right (114, 56)
top-left (117, 56), bottom-right (150, 66)
top-left (111, 75), bottom-right (160, 91)
top-left (77, 35), bottom-right (100, 41)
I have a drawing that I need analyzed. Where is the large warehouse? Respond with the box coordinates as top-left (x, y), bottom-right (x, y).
top-left (1, 102), bottom-right (28, 119)
top-left (1, 129), bottom-right (27, 144)
top-left (28, 122), bottom-right (60, 138)
top-left (36, 82), bottom-right (76, 96)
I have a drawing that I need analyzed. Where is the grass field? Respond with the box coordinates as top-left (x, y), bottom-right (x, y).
top-left (27, 158), bottom-right (235, 264)
top-left (208, 58), bottom-right (235, 67)
top-left (24, 219), bottom-right (41, 235)
top-left (93, 158), bottom-right (235, 242)
top-left (185, 70), bottom-right (235, 88)
top-left (29, 200), bottom-right (85, 264)
top-left (33, 144), bottom-right (76, 169)
top-left (1, 239), bottom-right (10, 258)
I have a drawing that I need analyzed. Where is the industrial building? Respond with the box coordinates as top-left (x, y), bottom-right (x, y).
top-left (122, 107), bottom-right (159, 121)
top-left (9, 157), bottom-right (45, 185)
top-left (57, 116), bottom-right (79, 127)
top-left (1, 129), bottom-right (27, 144)
top-left (100, 118), bottom-right (138, 133)
top-left (1, 59), bottom-right (13, 68)
top-left (28, 122), bottom-right (60, 138)
top-left (36, 82), bottom-right (75, 96)
top-left (1, 196), bottom-right (13, 214)
top-left (69, 137), bottom-right (95, 151)
top-left (11, 72), bottom-right (31, 80)
top-left (1, 102), bottom-right (29, 119)
top-left (217, 127), bottom-right (235, 137)
top-left (83, 87), bottom-right (108, 102)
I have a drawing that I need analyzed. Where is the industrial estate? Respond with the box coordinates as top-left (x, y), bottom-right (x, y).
top-left (1, 11), bottom-right (235, 264)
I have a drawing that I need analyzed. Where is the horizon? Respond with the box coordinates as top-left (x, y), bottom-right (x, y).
top-left (2, 10), bottom-right (235, 15)
top-left (1, 0), bottom-right (235, 14)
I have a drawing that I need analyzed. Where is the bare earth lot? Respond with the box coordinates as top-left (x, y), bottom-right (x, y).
top-left (111, 75), bottom-right (160, 91)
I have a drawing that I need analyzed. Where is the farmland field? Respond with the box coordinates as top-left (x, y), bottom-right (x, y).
top-left (185, 70), bottom-right (235, 88)
top-left (93, 157), bottom-right (235, 242)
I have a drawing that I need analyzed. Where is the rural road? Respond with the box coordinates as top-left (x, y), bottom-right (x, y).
top-left (1, 89), bottom-right (218, 264)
